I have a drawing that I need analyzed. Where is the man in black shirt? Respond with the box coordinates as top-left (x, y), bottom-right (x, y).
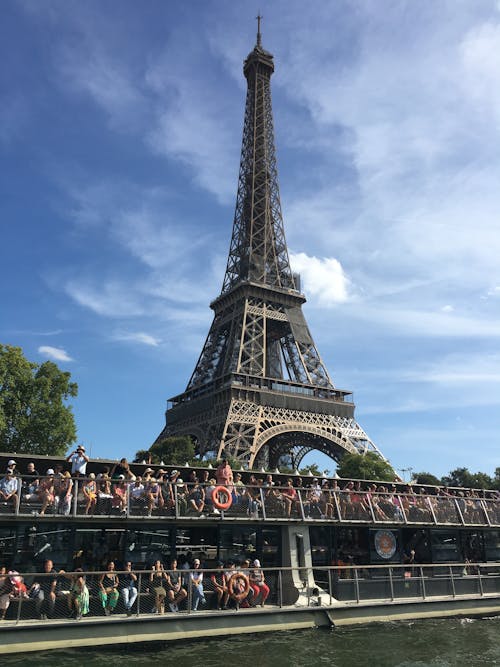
top-left (29, 559), bottom-right (58, 619)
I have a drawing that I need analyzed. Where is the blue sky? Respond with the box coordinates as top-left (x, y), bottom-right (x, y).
top-left (1, 0), bottom-right (499, 478)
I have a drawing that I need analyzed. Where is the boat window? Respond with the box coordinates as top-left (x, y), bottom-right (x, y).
top-left (261, 528), bottom-right (280, 567)
top-left (175, 527), bottom-right (218, 567)
top-left (219, 526), bottom-right (257, 564)
top-left (0, 528), bottom-right (17, 566)
top-left (401, 528), bottom-right (431, 563)
top-left (14, 524), bottom-right (72, 571)
top-left (310, 526), bottom-right (331, 566)
top-left (125, 528), bottom-right (171, 568)
top-left (336, 528), bottom-right (369, 566)
top-left (459, 531), bottom-right (485, 562)
top-left (74, 528), bottom-right (126, 569)
top-left (430, 530), bottom-right (460, 562)
top-left (484, 530), bottom-right (500, 561)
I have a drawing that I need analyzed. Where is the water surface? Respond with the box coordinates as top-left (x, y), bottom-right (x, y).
top-left (2, 617), bottom-right (499, 666)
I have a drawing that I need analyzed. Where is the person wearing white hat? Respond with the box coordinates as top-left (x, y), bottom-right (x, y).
top-left (66, 445), bottom-right (89, 477)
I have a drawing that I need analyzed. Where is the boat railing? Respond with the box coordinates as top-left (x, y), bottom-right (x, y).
top-left (0, 562), bottom-right (498, 627)
top-left (2, 476), bottom-right (499, 528)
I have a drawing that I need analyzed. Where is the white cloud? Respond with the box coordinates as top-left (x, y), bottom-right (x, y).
top-left (290, 252), bottom-right (350, 304)
top-left (65, 280), bottom-right (146, 318)
top-left (38, 346), bottom-right (73, 362)
top-left (112, 331), bottom-right (161, 347)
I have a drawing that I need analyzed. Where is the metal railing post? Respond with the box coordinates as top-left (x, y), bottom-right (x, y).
top-left (72, 479), bottom-right (78, 517)
top-left (126, 485), bottom-right (130, 517)
top-left (187, 571), bottom-right (192, 614)
top-left (328, 568), bottom-right (333, 605)
top-left (16, 591), bottom-right (23, 625)
top-left (388, 566), bottom-right (394, 601)
top-left (298, 490), bottom-right (306, 521)
top-left (174, 485), bottom-right (179, 519)
top-left (259, 488), bottom-right (266, 521)
top-left (278, 569), bottom-right (283, 608)
top-left (15, 478), bottom-right (22, 515)
top-left (137, 572), bottom-right (142, 616)
top-left (332, 491), bottom-right (342, 522)
top-left (354, 567), bottom-right (360, 603)
top-left (449, 566), bottom-right (456, 598)
top-left (420, 566), bottom-right (426, 600)
top-left (477, 565), bottom-right (484, 597)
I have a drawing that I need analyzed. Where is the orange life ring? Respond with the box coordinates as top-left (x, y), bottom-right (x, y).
top-left (212, 486), bottom-right (232, 511)
top-left (228, 572), bottom-right (250, 601)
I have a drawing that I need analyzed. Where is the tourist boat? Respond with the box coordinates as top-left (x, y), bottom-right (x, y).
top-left (0, 452), bottom-right (498, 655)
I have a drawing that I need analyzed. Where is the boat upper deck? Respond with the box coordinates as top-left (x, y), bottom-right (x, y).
top-left (0, 459), bottom-right (498, 529)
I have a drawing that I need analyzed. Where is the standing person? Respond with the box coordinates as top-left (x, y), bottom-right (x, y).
top-left (110, 458), bottom-right (133, 481)
top-left (66, 445), bottom-right (90, 478)
top-left (98, 561), bottom-right (119, 616)
top-left (189, 558), bottom-right (206, 611)
top-left (119, 561), bottom-right (138, 616)
top-left (216, 459), bottom-right (233, 490)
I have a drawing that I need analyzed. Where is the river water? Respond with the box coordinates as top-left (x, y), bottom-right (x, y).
top-left (2, 617), bottom-right (499, 666)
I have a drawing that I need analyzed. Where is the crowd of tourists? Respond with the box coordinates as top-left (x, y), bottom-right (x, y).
top-left (0, 452), bottom-right (498, 523)
top-left (0, 555), bottom-right (270, 622)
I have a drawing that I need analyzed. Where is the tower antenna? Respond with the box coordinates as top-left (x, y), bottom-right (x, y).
top-left (256, 12), bottom-right (262, 47)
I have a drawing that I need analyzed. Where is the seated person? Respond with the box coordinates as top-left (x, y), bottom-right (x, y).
top-left (82, 473), bottom-right (97, 515)
top-left (188, 482), bottom-right (205, 516)
top-left (119, 561), bottom-right (138, 615)
top-left (210, 561), bottom-right (229, 610)
top-left (250, 559), bottom-right (269, 607)
top-left (0, 469), bottom-right (18, 510)
top-left (111, 477), bottom-right (128, 514)
top-left (145, 477), bottom-right (164, 516)
top-left (22, 462), bottom-right (40, 501)
top-left (166, 559), bottom-right (187, 612)
top-left (68, 569), bottom-right (89, 620)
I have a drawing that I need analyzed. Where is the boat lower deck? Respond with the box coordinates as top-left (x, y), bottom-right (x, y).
top-left (1, 595), bottom-right (499, 656)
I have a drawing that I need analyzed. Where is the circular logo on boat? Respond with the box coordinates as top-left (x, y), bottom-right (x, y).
top-left (374, 530), bottom-right (397, 559)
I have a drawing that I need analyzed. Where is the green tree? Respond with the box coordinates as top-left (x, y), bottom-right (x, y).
top-left (298, 463), bottom-right (322, 477)
top-left (441, 467), bottom-right (493, 489)
top-left (135, 436), bottom-right (195, 465)
top-left (336, 451), bottom-right (396, 482)
top-left (0, 344), bottom-right (78, 455)
top-left (413, 471), bottom-right (441, 486)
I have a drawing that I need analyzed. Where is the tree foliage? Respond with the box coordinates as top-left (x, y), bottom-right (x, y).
top-left (336, 451), bottom-right (396, 482)
top-left (441, 467), bottom-right (494, 489)
top-left (0, 344), bottom-right (78, 456)
top-left (413, 471), bottom-right (442, 486)
top-left (135, 436), bottom-right (195, 465)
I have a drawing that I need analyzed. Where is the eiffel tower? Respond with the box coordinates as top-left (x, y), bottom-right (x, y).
top-left (156, 21), bottom-right (385, 469)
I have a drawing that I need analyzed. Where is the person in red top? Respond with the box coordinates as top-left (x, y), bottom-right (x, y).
top-left (216, 459), bottom-right (233, 490)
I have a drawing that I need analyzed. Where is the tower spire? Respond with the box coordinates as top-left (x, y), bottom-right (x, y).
top-left (256, 12), bottom-right (262, 47)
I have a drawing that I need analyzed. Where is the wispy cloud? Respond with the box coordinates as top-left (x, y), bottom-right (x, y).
top-left (38, 345), bottom-right (73, 362)
top-left (112, 331), bottom-right (161, 347)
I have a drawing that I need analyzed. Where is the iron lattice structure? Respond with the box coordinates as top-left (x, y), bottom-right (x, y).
top-left (156, 29), bottom-right (385, 468)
